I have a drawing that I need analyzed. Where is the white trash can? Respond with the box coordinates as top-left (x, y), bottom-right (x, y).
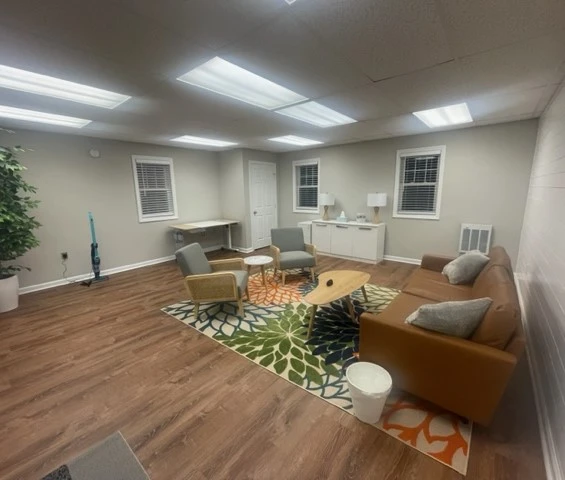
top-left (346, 362), bottom-right (392, 425)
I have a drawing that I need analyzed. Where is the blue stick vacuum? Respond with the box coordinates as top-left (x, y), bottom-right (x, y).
top-left (81, 211), bottom-right (109, 286)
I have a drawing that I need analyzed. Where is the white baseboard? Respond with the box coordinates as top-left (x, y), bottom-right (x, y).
top-left (383, 255), bottom-right (422, 265)
top-left (230, 246), bottom-right (254, 254)
top-left (515, 274), bottom-right (562, 480)
top-left (19, 255), bottom-right (175, 295)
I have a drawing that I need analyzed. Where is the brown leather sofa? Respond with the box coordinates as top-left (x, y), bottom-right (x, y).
top-left (359, 246), bottom-right (524, 426)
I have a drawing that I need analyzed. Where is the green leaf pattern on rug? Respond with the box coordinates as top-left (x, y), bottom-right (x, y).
top-left (163, 283), bottom-right (400, 409)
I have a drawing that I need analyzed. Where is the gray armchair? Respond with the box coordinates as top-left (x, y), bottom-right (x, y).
top-left (175, 243), bottom-right (249, 317)
top-left (270, 227), bottom-right (317, 285)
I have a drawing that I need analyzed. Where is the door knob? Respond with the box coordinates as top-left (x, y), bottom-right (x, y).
top-left (254, 211), bottom-right (258, 215)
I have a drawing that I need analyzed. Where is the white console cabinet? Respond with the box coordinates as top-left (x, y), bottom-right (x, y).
top-left (312, 220), bottom-right (385, 264)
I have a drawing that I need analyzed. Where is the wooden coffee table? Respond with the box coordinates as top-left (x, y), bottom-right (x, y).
top-left (303, 270), bottom-right (370, 338)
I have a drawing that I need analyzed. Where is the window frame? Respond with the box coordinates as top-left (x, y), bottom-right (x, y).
top-left (292, 158), bottom-right (320, 214)
top-left (131, 155), bottom-right (179, 223)
top-left (393, 145), bottom-right (446, 220)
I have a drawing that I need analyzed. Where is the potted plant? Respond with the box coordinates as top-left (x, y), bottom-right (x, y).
top-left (0, 144), bottom-right (40, 312)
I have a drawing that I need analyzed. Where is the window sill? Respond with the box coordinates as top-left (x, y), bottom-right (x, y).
top-left (139, 215), bottom-right (179, 223)
top-left (393, 213), bottom-right (440, 221)
top-left (293, 209), bottom-right (319, 214)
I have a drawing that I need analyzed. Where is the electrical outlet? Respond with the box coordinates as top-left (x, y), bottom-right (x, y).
top-left (61, 252), bottom-right (68, 261)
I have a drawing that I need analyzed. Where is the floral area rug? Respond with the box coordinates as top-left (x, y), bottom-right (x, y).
top-left (162, 270), bottom-right (471, 475)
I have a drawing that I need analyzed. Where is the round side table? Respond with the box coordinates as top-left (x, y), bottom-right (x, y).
top-left (244, 255), bottom-right (273, 287)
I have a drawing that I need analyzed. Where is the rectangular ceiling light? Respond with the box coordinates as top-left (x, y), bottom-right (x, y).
top-left (0, 105), bottom-right (91, 128)
top-left (177, 57), bottom-right (307, 110)
top-left (413, 102), bottom-right (473, 128)
top-left (171, 135), bottom-right (238, 147)
top-left (275, 101), bottom-right (356, 128)
top-left (0, 65), bottom-right (131, 109)
top-left (268, 135), bottom-right (323, 146)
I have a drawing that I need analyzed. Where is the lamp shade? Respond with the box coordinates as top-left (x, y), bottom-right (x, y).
top-left (319, 193), bottom-right (335, 206)
top-left (367, 193), bottom-right (387, 207)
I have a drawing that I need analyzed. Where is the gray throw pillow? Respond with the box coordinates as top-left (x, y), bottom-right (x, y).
top-left (406, 298), bottom-right (493, 338)
top-left (442, 251), bottom-right (489, 284)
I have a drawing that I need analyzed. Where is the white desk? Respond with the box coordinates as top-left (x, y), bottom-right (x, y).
top-left (170, 219), bottom-right (239, 251)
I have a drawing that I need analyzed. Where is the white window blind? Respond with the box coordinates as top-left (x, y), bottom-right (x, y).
top-left (393, 146), bottom-right (445, 220)
top-left (132, 156), bottom-right (178, 223)
top-left (293, 159), bottom-right (319, 212)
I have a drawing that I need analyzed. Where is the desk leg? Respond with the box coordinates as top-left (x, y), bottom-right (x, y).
top-left (226, 224), bottom-right (233, 250)
top-left (307, 305), bottom-right (318, 338)
top-left (173, 231), bottom-right (185, 252)
top-left (345, 295), bottom-right (356, 323)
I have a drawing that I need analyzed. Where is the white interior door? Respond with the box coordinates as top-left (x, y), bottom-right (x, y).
top-left (250, 162), bottom-right (277, 249)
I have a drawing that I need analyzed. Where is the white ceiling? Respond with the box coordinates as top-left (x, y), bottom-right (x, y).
top-left (0, 0), bottom-right (564, 151)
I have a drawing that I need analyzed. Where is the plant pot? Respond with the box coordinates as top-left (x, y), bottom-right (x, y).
top-left (0, 275), bottom-right (19, 312)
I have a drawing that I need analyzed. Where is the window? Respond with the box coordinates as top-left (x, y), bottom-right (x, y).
top-left (132, 155), bottom-right (178, 223)
top-left (393, 146), bottom-right (445, 220)
top-left (292, 158), bottom-right (319, 213)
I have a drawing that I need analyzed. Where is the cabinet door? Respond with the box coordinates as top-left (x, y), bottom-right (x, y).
top-left (352, 226), bottom-right (379, 261)
top-left (312, 222), bottom-right (331, 252)
top-left (331, 224), bottom-right (353, 257)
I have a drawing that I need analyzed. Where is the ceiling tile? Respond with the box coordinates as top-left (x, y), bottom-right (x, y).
top-left (219, 15), bottom-right (371, 99)
top-left (291, 0), bottom-right (453, 81)
top-left (115, 0), bottom-right (287, 50)
top-left (0, 0), bottom-right (212, 79)
top-left (467, 87), bottom-right (547, 121)
top-left (436, 0), bottom-right (565, 57)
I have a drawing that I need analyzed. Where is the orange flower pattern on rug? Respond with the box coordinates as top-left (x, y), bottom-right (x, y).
top-left (380, 393), bottom-right (470, 469)
top-left (247, 270), bottom-right (313, 305)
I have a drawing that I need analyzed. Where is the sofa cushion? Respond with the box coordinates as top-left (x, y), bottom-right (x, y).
top-left (271, 227), bottom-right (305, 253)
top-left (442, 251), bottom-right (490, 285)
top-left (279, 251), bottom-right (315, 269)
top-left (372, 292), bottom-right (437, 327)
top-left (227, 270), bottom-right (249, 296)
top-left (406, 298), bottom-right (493, 338)
top-left (471, 269), bottom-right (520, 349)
top-left (175, 243), bottom-right (212, 276)
top-left (404, 268), bottom-right (472, 302)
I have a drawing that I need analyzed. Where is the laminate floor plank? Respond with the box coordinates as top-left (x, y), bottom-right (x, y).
top-left (0, 249), bottom-right (546, 479)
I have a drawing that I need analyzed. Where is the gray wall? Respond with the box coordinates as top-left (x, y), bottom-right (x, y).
top-left (218, 149), bottom-right (246, 249)
top-left (516, 84), bottom-right (565, 480)
top-left (0, 129), bottom-right (222, 288)
top-left (277, 120), bottom-right (538, 262)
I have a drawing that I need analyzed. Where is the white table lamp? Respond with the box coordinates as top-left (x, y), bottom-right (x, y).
top-left (319, 193), bottom-right (335, 220)
top-left (367, 193), bottom-right (387, 223)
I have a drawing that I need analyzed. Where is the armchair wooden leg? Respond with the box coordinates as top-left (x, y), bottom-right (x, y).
top-left (310, 267), bottom-right (315, 282)
top-left (194, 302), bottom-right (200, 318)
top-left (281, 270), bottom-right (286, 286)
top-left (246, 286), bottom-right (250, 300)
top-left (237, 297), bottom-right (244, 317)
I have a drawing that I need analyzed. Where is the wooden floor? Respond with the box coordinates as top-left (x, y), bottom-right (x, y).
top-left (0, 250), bottom-right (546, 480)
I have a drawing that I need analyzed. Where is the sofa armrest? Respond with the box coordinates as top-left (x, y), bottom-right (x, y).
top-left (209, 258), bottom-right (244, 272)
top-left (420, 254), bottom-right (455, 272)
top-left (359, 311), bottom-right (517, 425)
top-left (305, 243), bottom-right (317, 264)
top-left (270, 245), bottom-right (281, 268)
top-left (184, 272), bottom-right (238, 301)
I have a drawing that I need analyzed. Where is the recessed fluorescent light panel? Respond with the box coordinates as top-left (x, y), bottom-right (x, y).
top-left (177, 57), bottom-right (307, 110)
top-left (171, 135), bottom-right (238, 147)
top-left (0, 105), bottom-right (91, 128)
top-left (413, 102), bottom-right (473, 128)
top-left (0, 65), bottom-right (131, 109)
top-left (275, 101), bottom-right (356, 128)
top-left (268, 135), bottom-right (323, 146)
top-left (285, 0), bottom-right (298, 4)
